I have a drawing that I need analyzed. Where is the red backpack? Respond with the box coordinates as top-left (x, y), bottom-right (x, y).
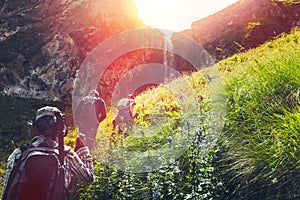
top-left (2, 144), bottom-right (66, 200)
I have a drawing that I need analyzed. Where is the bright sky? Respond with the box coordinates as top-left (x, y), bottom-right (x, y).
top-left (133, 0), bottom-right (239, 32)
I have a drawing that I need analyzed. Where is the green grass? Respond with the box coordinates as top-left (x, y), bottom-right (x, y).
top-left (1, 28), bottom-right (299, 199)
top-left (217, 28), bottom-right (300, 199)
top-left (91, 27), bottom-right (300, 199)
top-left (83, 30), bottom-right (300, 200)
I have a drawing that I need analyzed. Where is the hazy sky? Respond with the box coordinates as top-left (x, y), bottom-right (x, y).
top-left (133, 0), bottom-right (239, 31)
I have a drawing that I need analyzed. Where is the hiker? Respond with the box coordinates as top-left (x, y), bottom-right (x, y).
top-left (74, 89), bottom-right (107, 149)
top-left (113, 94), bottom-right (136, 136)
top-left (1, 106), bottom-right (94, 200)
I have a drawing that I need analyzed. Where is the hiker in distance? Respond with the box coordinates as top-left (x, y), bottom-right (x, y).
top-left (1, 106), bottom-right (94, 200)
top-left (74, 89), bottom-right (107, 150)
top-left (113, 93), bottom-right (136, 137)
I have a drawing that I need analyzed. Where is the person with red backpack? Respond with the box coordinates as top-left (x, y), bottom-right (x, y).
top-left (1, 106), bottom-right (94, 200)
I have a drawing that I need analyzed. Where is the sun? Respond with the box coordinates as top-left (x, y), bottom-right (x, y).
top-left (133, 0), bottom-right (239, 32)
top-left (133, 0), bottom-right (186, 31)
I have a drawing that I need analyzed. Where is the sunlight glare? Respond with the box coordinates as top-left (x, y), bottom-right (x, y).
top-left (133, 0), bottom-right (239, 31)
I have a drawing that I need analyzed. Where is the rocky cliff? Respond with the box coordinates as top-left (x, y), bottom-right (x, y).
top-left (1, 0), bottom-right (299, 103)
top-left (0, 0), bottom-right (143, 102)
top-left (182, 0), bottom-right (300, 61)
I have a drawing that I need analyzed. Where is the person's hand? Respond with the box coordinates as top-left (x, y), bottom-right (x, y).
top-left (74, 136), bottom-right (86, 151)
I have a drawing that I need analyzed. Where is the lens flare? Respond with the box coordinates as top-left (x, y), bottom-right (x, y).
top-left (72, 28), bottom-right (226, 173)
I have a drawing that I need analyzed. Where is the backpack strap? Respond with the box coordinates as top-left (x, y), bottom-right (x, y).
top-left (21, 147), bottom-right (60, 160)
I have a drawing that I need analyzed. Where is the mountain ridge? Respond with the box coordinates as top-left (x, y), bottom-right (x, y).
top-left (0, 0), bottom-right (299, 102)
top-left (182, 0), bottom-right (300, 60)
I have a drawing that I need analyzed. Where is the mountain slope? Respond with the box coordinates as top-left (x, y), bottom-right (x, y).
top-left (182, 0), bottom-right (300, 61)
top-left (0, 0), bottom-right (144, 102)
top-left (216, 28), bottom-right (300, 199)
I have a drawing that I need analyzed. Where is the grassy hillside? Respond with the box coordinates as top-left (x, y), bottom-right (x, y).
top-left (217, 28), bottom-right (300, 199)
top-left (0, 28), bottom-right (299, 199)
top-left (78, 29), bottom-right (300, 199)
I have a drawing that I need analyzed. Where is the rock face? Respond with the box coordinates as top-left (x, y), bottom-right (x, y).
top-left (0, 0), bottom-right (143, 102)
top-left (1, 0), bottom-right (299, 103)
top-left (182, 0), bottom-right (300, 61)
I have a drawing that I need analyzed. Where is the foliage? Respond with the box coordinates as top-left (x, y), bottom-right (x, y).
top-left (273, 0), bottom-right (300, 4)
top-left (80, 28), bottom-right (300, 200)
top-left (0, 95), bottom-right (73, 161)
top-left (64, 128), bottom-right (79, 148)
top-left (217, 28), bottom-right (300, 199)
top-left (0, 95), bottom-right (43, 161)
top-left (79, 134), bottom-right (223, 200)
top-left (78, 69), bottom-right (225, 199)
top-left (133, 86), bottom-right (182, 127)
top-left (1, 26), bottom-right (300, 200)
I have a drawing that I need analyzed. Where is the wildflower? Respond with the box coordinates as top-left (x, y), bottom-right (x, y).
top-left (146, 165), bottom-right (152, 172)
top-left (195, 131), bottom-right (203, 146)
top-left (113, 159), bottom-right (120, 165)
top-left (183, 120), bottom-right (191, 132)
top-left (205, 75), bottom-right (211, 82)
top-left (168, 137), bottom-right (173, 148)
top-left (195, 139), bottom-right (200, 146)
top-left (196, 131), bottom-right (203, 137)
top-left (186, 120), bottom-right (190, 132)
top-left (178, 94), bottom-right (185, 102)
top-left (153, 191), bottom-right (159, 197)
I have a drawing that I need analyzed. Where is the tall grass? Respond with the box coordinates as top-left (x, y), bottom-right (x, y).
top-left (217, 28), bottom-right (300, 199)
top-left (79, 28), bottom-right (300, 200)
top-left (1, 27), bottom-right (299, 200)
top-left (81, 49), bottom-right (226, 199)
